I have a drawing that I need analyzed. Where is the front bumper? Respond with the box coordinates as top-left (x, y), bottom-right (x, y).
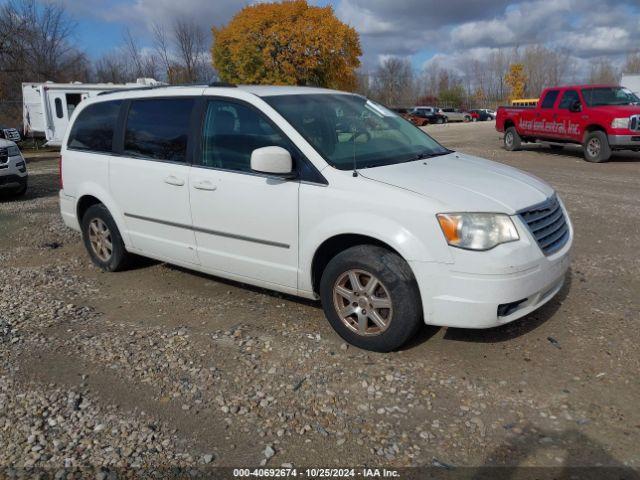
top-left (0, 154), bottom-right (28, 187)
top-left (608, 134), bottom-right (640, 148)
top-left (410, 212), bottom-right (573, 329)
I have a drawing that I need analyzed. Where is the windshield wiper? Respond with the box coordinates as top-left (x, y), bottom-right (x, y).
top-left (355, 150), bottom-right (453, 169)
top-left (408, 150), bottom-right (451, 161)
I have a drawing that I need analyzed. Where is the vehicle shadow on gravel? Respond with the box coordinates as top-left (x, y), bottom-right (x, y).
top-left (164, 264), bottom-right (321, 309)
top-left (473, 424), bottom-right (640, 480)
top-left (520, 145), bottom-right (640, 163)
top-left (442, 270), bottom-right (573, 344)
top-left (0, 172), bottom-right (60, 202)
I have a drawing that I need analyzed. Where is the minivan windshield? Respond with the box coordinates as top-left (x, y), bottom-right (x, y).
top-left (581, 87), bottom-right (640, 107)
top-left (264, 94), bottom-right (450, 170)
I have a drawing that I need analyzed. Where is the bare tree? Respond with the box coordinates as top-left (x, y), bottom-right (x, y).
top-left (152, 23), bottom-right (172, 77)
top-left (520, 45), bottom-right (572, 97)
top-left (623, 51), bottom-right (640, 74)
top-left (0, 0), bottom-right (89, 127)
top-left (370, 57), bottom-right (415, 107)
top-left (589, 58), bottom-right (619, 84)
top-left (94, 52), bottom-right (128, 83)
top-left (172, 18), bottom-right (208, 83)
top-left (150, 18), bottom-right (213, 84)
top-left (122, 27), bottom-right (159, 80)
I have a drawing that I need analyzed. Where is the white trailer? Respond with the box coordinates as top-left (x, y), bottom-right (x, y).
top-left (22, 78), bottom-right (162, 146)
top-left (622, 74), bottom-right (640, 96)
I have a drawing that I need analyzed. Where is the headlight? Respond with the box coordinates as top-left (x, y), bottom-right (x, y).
top-left (611, 117), bottom-right (630, 129)
top-left (437, 213), bottom-right (519, 250)
top-left (7, 146), bottom-right (20, 156)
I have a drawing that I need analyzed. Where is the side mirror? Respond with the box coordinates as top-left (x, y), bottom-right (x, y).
top-left (569, 100), bottom-right (582, 112)
top-left (250, 146), bottom-right (294, 178)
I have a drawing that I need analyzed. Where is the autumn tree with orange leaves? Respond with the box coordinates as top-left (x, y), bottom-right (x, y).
top-left (505, 63), bottom-right (527, 101)
top-left (212, 0), bottom-right (362, 90)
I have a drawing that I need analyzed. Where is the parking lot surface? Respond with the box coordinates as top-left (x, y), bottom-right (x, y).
top-left (1, 121), bottom-right (638, 471)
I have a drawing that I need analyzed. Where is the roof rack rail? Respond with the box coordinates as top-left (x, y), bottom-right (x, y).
top-left (208, 81), bottom-right (237, 87)
top-left (97, 85), bottom-right (168, 96)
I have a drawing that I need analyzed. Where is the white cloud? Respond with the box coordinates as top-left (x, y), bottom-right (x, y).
top-left (65, 0), bottom-right (640, 72)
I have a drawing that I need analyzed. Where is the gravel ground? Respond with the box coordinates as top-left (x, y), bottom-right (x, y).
top-left (0, 122), bottom-right (638, 474)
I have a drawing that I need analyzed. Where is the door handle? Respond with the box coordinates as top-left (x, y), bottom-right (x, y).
top-left (164, 175), bottom-right (185, 186)
top-left (193, 180), bottom-right (217, 191)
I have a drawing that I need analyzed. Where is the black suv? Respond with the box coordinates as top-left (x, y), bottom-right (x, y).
top-left (410, 107), bottom-right (447, 124)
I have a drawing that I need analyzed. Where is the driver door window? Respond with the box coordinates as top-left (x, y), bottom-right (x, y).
top-left (201, 100), bottom-right (291, 172)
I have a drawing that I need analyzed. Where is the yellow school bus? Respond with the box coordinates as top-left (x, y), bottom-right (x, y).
top-left (511, 98), bottom-right (539, 107)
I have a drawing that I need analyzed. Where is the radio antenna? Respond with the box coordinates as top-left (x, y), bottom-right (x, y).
top-left (351, 125), bottom-right (358, 177)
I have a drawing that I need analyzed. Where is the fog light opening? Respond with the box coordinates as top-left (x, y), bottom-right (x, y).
top-left (497, 298), bottom-right (527, 317)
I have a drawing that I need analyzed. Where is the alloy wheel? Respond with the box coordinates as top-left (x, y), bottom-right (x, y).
top-left (505, 131), bottom-right (513, 147)
top-left (332, 269), bottom-right (393, 336)
top-left (88, 218), bottom-right (113, 262)
top-left (587, 137), bottom-right (601, 158)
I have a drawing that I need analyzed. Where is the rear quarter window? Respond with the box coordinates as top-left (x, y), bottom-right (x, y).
top-left (67, 100), bottom-right (122, 153)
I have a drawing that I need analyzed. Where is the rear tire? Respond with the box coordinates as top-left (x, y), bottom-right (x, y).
top-left (81, 204), bottom-right (131, 271)
top-left (583, 131), bottom-right (611, 163)
top-left (504, 126), bottom-right (522, 151)
top-left (319, 245), bottom-right (423, 352)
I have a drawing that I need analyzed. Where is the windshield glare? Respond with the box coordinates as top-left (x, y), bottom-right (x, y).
top-left (581, 87), bottom-right (640, 107)
top-left (264, 94), bottom-right (450, 170)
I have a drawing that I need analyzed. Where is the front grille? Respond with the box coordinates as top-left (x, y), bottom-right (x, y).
top-left (519, 195), bottom-right (569, 256)
top-left (630, 115), bottom-right (640, 131)
top-left (0, 148), bottom-right (7, 163)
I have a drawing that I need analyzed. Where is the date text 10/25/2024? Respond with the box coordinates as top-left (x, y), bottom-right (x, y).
top-left (232, 468), bottom-right (401, 478)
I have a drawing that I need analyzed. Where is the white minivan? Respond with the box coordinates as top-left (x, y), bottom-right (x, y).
top-left (59, 84), bottom-right (572, 352)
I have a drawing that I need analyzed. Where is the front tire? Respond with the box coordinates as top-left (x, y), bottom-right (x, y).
top-left (504, 126), bottom-right (522, 151)
top-left (583, 131), bottom-right (611, 163)
top-left (13, 179), bottom-right (27, 196)
top-left (81, 204), bottom-right (131, 271)
top-left (319, 245), bottom-right (422, 352)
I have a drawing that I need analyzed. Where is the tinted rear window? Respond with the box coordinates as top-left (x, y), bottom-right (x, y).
top-left (124, 98), bottom-right (194, 162)
top-left (541, 90), bottom-right (559, 108)
top-left (67, 100), bottom-right (122, 153)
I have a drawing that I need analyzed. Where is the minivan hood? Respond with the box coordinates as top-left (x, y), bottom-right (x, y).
top-left (359, 152), bottom-right (554, 213)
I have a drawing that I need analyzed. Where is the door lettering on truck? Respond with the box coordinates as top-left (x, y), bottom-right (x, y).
top-left (519, 118), bottom-right (580, 136)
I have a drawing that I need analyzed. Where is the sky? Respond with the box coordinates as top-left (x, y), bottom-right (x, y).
top-left (61, 0), bottom-right (640, 74)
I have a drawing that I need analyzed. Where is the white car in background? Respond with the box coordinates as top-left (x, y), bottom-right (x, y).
top-left (0, 139), bottom-right (28, 196)
top-left (440, 107), bottom-right (472, 122)
top-left (59, 84), bottom-right (573, 352)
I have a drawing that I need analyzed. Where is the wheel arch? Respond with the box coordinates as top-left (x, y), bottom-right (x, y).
top-left (583, 124), bottom-right (607, 140)
top-left (75, 188), bottom-right (131, 246)
top-left (310, 234), bottom-right (407, 295)
top-left (76, 194), bottom-right (102, 222)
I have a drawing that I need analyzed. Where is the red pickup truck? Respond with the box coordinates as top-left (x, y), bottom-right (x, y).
top-left (496, 84), bottom-right (640, 162)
